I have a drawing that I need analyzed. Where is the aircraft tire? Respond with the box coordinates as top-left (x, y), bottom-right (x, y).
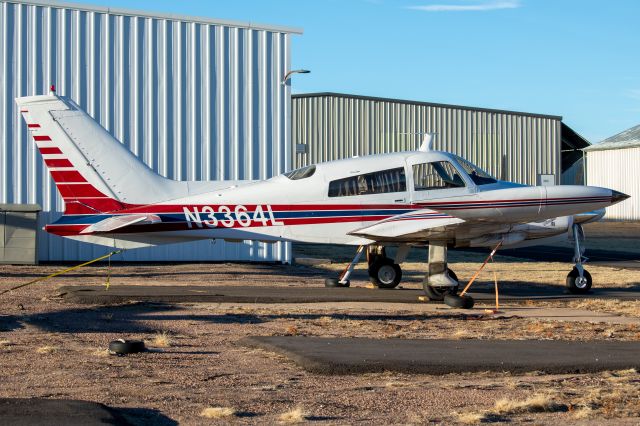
top-left (108, 339), bottom-right (146, 356)
top-left (368, 259), bottom-right (402, 289)
top-left (325, 278), bottom-right (350, 288)
top-left (444, 294), bottom-right (475, 309)
top-left (566, 268), bottom-right (592, 294)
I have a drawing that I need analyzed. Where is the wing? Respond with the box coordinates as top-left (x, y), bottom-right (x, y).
top-left (348, 209), bottom-right (465, 242)
top-left (80, 214), bottom-right (161, 234)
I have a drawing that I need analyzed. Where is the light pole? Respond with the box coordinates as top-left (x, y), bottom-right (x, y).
top-left (281, 69), bottom-right (310, 85)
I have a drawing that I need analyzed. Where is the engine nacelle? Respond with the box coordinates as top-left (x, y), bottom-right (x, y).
top-left (469, 232), bottom-right (527, 248)
top-left (512, 216), bottom-right (573, 238)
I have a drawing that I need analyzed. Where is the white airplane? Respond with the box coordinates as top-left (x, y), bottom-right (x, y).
top-left (16, 92), bottom-right (629, 308)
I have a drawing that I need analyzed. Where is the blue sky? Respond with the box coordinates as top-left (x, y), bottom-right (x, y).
top-left (65, 0), bottom-right (639, 143)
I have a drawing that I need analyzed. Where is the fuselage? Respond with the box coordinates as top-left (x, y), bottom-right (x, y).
top-left (47, 150), bottom-right (624, 249)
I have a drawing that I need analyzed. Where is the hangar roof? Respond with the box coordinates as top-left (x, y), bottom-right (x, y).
top-left (293, 92), bottom-right (563, 121)
top-left (583, 124), bottom-right (640, 152)
top-left (8, 0), bottom-right (303, 34)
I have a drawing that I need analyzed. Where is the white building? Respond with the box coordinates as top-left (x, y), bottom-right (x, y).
top-left (0, 0), bottom-right (302, 262)
top-left (584, 124), bottom-right (640, 221)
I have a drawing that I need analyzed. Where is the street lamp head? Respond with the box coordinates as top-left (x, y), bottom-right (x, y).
top-left (282, 69), bottom-right (311, 85)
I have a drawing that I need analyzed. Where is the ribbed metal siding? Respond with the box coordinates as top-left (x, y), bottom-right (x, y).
top-left (586, 148), bottom-right (639, 221)
top-left (292, 95), bottom-right (561, 186)
top-left (0, 0), bottom-right (296, 262)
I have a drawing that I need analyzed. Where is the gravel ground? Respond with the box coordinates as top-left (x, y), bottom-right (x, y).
top-left (1, 260), bottom-right (640, 425)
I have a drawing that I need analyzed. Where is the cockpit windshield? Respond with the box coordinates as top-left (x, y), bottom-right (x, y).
top-left (284, 165), bottom-right (316, 180)
top-left (452, 155), bottom-right (498, 185)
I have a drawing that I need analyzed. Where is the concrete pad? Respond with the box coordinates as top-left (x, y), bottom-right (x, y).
top-left (0, 398), bottom-right (176, 426)
top-left (57, 284), bottom-right (640, 305)
top-left (208, 301), bottom-right (640, 325)
top-left (241, 336), bottom-right (640, 375)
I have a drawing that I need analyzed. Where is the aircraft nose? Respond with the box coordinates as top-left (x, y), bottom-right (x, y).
top-left (611, 190), bottom-right (630, 204)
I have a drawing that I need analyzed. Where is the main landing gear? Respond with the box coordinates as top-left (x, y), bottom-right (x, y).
top-left (567, 223), bottom-right (592, 294)
top-left (324, 245), bottom-right (404, 289)
top-left (422, 240), bottom-right (474, 309)
top-left (367, 246), bottom-right (402, 289)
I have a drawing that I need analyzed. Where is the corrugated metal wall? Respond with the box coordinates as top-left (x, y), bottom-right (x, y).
top-left (292, 94), bottom-right (562, 186)
top-left (586, 148), bottom-right (639, 221)
top-left (0, 0), bottom-right (300, 262)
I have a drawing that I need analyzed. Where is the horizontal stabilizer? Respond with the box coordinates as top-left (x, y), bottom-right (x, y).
top-left (80, 214), bottom-right (161, 234)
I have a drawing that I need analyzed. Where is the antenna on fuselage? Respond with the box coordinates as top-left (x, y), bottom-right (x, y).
top-left (397, 131), bottom-right (438, 152)
top-left (419, 132), bottom-right (436, 152)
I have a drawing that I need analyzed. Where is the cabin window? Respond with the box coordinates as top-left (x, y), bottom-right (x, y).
top-left (284, 165), bottom-right (316, 180)
top-left (328, 167), bottom-right (406, 197)
top-left (413, 161), bottom-right (466, 191)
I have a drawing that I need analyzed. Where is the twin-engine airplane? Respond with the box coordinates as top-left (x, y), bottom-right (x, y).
top-left (17, 92), bottom-right (629, 308)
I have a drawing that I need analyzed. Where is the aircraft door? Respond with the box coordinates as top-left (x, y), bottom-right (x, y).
top-left (408, 159), bottom-right (473, 203)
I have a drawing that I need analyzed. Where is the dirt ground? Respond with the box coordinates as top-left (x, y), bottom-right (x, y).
top-left (1, 258), bottom-right (640, 425)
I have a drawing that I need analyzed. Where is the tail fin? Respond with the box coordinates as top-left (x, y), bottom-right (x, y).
top-left (18, 95), bottom-right (126, 214)
top-left (16, 94), bottom-right (183, 214)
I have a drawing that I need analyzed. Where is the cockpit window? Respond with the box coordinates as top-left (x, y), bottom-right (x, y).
top-left (284, 165), bottom-right (316, 180)
top-left (454, 156), bottom-right (498, 185)
top-left (328, 167), bottom-right (406, 197)
top-left (413, 161), bottom-right (466, 191)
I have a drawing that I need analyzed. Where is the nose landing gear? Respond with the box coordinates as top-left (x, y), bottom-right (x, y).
top-left (566, 223), bottom-right (592, 294)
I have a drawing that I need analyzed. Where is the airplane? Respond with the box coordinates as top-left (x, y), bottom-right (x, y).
top-left (16, 91), bottom-right (629, 308)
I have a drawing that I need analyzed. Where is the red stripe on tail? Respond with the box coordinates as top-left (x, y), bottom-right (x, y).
top-left (39, 147), bottom-right (63, 154)
top-left (44, 159), bottom-right (74, 168)
top-left (50, 170), bottom-right (87, 183)
top-left (57, 183), bottom-right (108, 198)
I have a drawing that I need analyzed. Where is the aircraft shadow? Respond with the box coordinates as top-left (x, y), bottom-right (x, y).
top-left (114, 406), bottom-right (178, 426)
top-left (21, 303), bottom-right (266, 334)
top-left (0, 315), bottom-right (24, 332)
top-left (19, 302), bottom-right (471, 334)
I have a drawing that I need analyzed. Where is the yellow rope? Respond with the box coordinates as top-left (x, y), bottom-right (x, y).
top-left (0, 249), bottom-right (122, 296)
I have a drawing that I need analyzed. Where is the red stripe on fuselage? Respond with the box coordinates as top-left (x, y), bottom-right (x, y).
top-left (120, 203), bottom-right (417, 214)
top-left (27, 123), bottom-right (40, 128)
top-left (33, 135), bottom-right (52, 141)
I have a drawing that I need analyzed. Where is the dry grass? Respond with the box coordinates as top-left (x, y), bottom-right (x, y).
top-left (493, 393), bottom-right (564, 414)
top-left (285, 325), bottom-right (299, 335)
top-left (455, 393), bottom-right (566, 423)
top-left (572, 406), bottom-right (594, 419)
top-left (385, 381), bottom-right (410, 388)
top-left (278, 407), bottom-right (308, 424)
top-left (456, 411), bottom-right (487, 424)
top-left (0, 340), bottom-right (13, 346)
top-left (150, 331), bottom-right (172, 348)
top-left (200, 406), bottom-right (236, 419)
top-left (453, 329), bottom-right (473, 339)
top-left (569, 299), bottom-right (640, 318)
top-left (91, 348), bottom-right (110, 357)
top-left (35, 345), bottom-right (59, 354)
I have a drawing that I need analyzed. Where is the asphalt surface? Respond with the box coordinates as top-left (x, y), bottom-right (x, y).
top-left (0, 398), bottom-right (176, 426)
top-left (58, 284), bottom-right (640, 305)
top-left (242, 336), bottom-right (640, 375)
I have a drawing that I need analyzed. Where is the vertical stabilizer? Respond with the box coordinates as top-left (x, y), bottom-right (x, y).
top-left (16, 94), bottom-right (190, 214)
